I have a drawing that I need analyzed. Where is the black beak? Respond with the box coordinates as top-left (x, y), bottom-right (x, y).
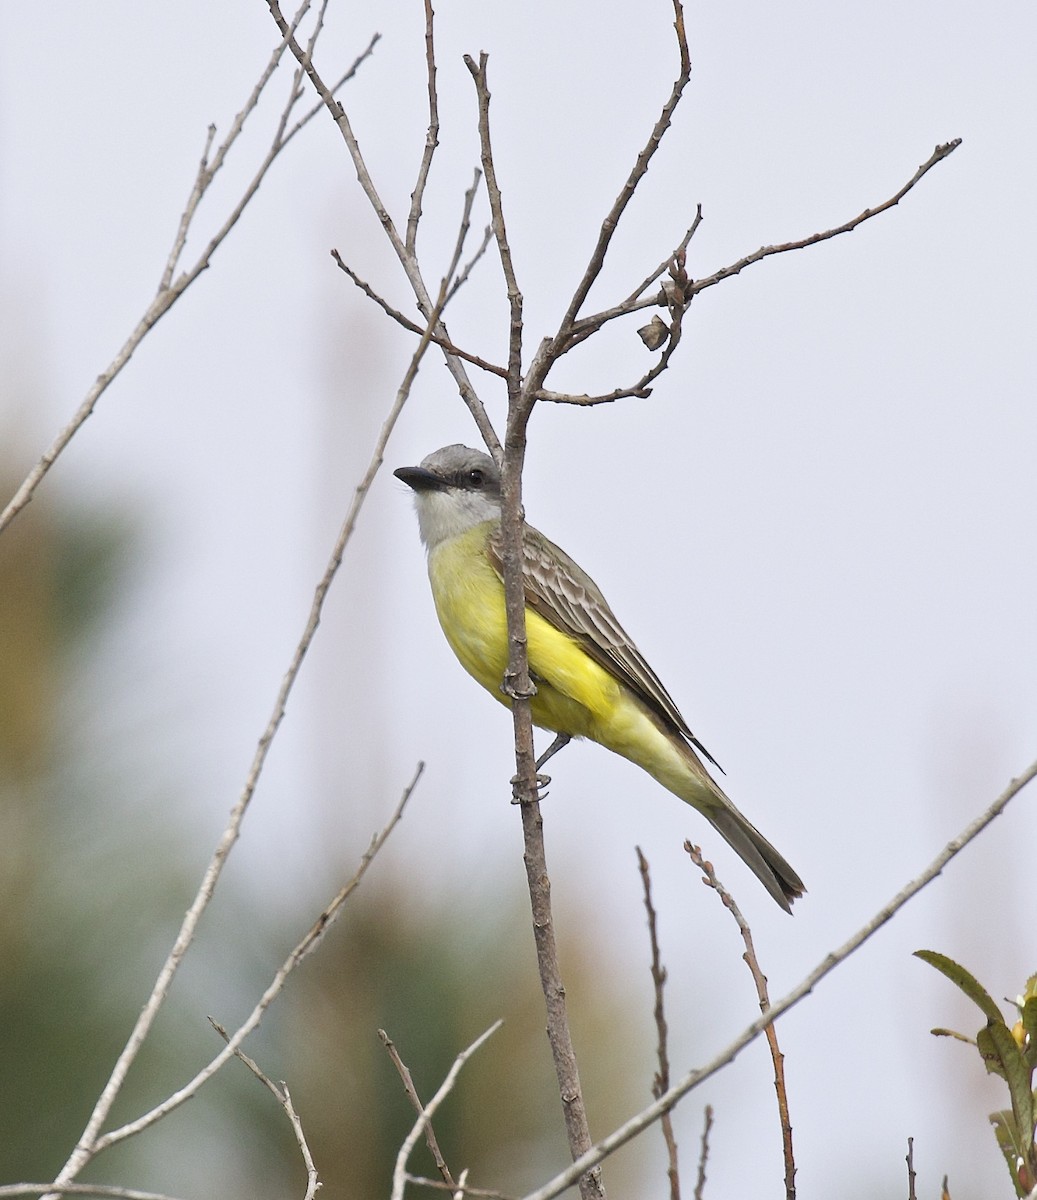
top-left (394, 465), bottom-right (446, 492)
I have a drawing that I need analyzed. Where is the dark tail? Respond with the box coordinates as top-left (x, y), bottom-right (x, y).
top-left (706, 803), bottom-right (806, 913)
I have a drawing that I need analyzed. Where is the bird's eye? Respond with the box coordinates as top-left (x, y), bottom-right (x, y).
top-left (466, 469), bottom-right (484, 487)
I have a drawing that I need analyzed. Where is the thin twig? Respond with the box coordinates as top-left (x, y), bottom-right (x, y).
top-left (390, 1021), bottom-right (504, 1200)
top-left (406, 0), bottom-right (440, 253)
top-left (331, 252), bottom-right (508, 378)
top-left (685, 844), bottom-right (795, 1199)
top-left (210, 1019), bottom-right (321, 1200)
top-left (0, 6), bottom-right (377, 539)
top-left (96, 763), bottom-right (422, 1154)
top-left (159, 0), bottom-right (313, 292)
top-left (46, 291), bottom-right (445, 1188)
top-left (525, 138), bottom-right (960, 411)
top-left (0, 1188), bottom-right (188, 1200)
top-left (692, 1106), bottom-right (713, 1200)
top-left (379, 1029), bottom-right (457, 1189)
top-left (563, 207), bottom-right (704, 348)
top-left (552, 0), bottom-right (691, 343)
top-left (636, 849), bottom-right (680, 1200)
top-left (544, 137), bottom-right (962, 400)
top-left (446, 221), bottom-right (493, 304)
top-left (266, 0), bottom-right (502, 458)
top-left (688, 139), bottom-right (962, 300)
top-left (403, 1177), bottom-right (512, 1199)
top-left (906, 1137), bottom-right (917, 1200)
top-left (521, 755), bottom-right (1037, 1200)
top-left (463, 52), bottom-right (524, 395)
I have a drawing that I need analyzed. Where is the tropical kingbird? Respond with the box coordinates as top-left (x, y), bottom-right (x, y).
top-left (395, 444), bottom-right (805, 911)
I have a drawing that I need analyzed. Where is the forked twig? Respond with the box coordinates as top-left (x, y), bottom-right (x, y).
top-left (685, 844), bottom-right (795, 1198)
top-left (380, 1028), bottom-right (457, 1189)
top-left (390, 1021), bottom-right (504, 1200)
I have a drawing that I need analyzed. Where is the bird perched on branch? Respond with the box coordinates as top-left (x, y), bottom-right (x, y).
top-left (395, 444), bottom-right (804, 912)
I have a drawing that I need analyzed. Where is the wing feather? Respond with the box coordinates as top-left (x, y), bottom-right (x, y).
top-left (487, 523), bottom-right (720, 768)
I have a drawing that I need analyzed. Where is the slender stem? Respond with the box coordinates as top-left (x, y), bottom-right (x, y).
top-left (685, 843), bottom-right (795, 1198)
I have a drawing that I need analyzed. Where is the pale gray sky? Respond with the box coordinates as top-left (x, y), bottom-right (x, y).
top-left (2, 1), bottom-right (1035, 1195)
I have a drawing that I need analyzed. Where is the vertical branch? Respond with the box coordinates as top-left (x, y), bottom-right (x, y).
top-left (693, 1106), bottom-right (713, 1200)
top-left (463, 52), bottom-right (524, 392)
top-left (267, 0), bottom-right (502, 459)
top-left (464, 53), bottom-right (604, 1200)
top-left (552, 0), bottom-right (690, 344)
top-left (406, 0), bottom-right (440, 253)
top-left (379, 1029), bottom-right (457, 1190)
top-left (637, 849), bottom-right (681, 1200)
top-left (685, 843), bottom-right (796, 1199)
top-left (906, 1137), bottom-right (917, 1200)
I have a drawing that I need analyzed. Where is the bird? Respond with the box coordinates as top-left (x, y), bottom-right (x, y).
top-left (394, 444), bottom-right (805, 911)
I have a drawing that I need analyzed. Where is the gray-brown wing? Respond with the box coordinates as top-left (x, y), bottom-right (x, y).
top-left (486, 523), bottom-right (720, 768)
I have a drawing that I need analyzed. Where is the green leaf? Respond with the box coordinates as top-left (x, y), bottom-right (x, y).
top-left (982, 1022), bottom-right (1036, 1148)
top-left (1021, 993), bottom-right (1037, 1069)
top-left (989, 1109), bottom-right (1029, 1198)
top-left (915, 950), bottom-right (1004, 1023)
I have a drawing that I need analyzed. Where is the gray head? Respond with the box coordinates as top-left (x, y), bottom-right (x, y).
top-left (394, 445), bottom-right (503, 549)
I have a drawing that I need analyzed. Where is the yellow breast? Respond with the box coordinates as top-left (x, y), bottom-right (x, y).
top-left (426, 522), bottom-right (620, 738)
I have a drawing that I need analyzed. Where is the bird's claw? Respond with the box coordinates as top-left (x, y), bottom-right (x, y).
top-left (510, 772), bottom-right (552, 804)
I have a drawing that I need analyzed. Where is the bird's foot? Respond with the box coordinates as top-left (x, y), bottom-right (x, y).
top-left (511, 772), bottom-right (552, 804)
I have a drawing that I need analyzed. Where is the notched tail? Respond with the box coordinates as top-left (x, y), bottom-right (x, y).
top-left (706, 805), bottom-right (806, 914)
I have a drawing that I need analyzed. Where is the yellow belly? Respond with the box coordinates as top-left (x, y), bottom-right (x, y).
top-left (426, 523), bottom-right (711, 808)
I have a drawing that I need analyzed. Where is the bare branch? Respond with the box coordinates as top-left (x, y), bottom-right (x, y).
top-left (522, 755), bottom-right (1037, 1200)
top-left (96, 762), bottom-right (422, 1155)
top-left (160, 0), bottom-right (313, 292)
top-left (45, 289), bottom-right (447, 1192)
top-left (685, 844), bottom-right (795, 1199)
top-left (210, 1019), bottom-right (320, 1200)
top-left (637, 849), bottom-right (681, 1200)
top-left (463, 53), bottom-right (524, 396)
top-left (565, 208), bottom-right (704, 343)
top-left (379, 1028), bottom-right (457, 1189)
top-left (552, 0), bottom-right (691, 340)
top-left (390, 1021), bottom-right (505, 1200)
top-left (0, 1187), bottom-right (189, 1200)
top-left (265, 0), bottom-right (502, 458)
top-left (906, 1137), bottom-right (917, 1200)
top-left (692, 1107), bottom-right (713, 1200)
top-left (331, 252), bottom-right (508, 378)
top-left (533, 137), bottom-right (961, 410)
top-left (402, 1178), bottom-right (513, 1200)
top-left (407, 0), bottom-right (440, 253)
top-left (447, 221), bottom-right (494, 303)
top-left (688, 139), bottom-right (962, 299)
top-left (0, 6), bottom-right (378, 539)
